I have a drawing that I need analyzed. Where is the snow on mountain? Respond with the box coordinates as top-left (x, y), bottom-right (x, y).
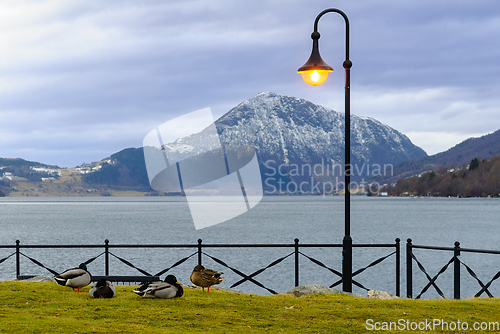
top-left (218, 92), bottom-right (424, 161)
top-left (164, 92), bottom-right (427, 188)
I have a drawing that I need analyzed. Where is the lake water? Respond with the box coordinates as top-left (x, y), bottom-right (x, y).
top-left (0, 196), bottom-right (499, 299)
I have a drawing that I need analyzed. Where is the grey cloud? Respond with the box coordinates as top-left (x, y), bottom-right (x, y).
top-left (0, 0), bottom-right (500, 166)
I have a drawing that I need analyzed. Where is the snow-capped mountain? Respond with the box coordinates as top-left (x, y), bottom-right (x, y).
top-left (163, 92), bottom-right (426, 191)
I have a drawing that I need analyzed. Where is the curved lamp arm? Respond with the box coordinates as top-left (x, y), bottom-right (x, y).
top-left (313, 8), bottom-right (350, 62)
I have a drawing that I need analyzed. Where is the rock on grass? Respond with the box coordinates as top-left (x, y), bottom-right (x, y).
top-left (286, 284), bottom-right (365, 298)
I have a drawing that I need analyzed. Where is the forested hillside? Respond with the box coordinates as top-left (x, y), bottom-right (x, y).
top-left (81, 148), bottom-right (152, 191)
top-left (0, 158), bottom-right (57, 168)
top-left (378, 129), bottom-right (500, 183)
top-left (383, 156), bottom-right (500, 197)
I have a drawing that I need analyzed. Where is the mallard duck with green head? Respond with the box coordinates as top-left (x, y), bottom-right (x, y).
top-left (190, 264), bottom-right (224, 292)
top-left (54, 263), bottom-right (92, 293)
top-left (132, 275), bottom-right (183, 299)
top-left (89, 279), bottom-right (116, 298)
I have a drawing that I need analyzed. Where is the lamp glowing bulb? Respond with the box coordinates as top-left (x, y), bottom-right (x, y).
top-left (311, 71), bottom-right (320, 81)
top-left (299, 69), bottom-right (331, 86)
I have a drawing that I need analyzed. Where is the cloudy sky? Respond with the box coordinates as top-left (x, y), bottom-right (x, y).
top-left (0, 0), bottom-right (499, 167)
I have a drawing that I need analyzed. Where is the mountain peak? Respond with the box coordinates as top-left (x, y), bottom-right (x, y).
top-left (255, 91), bottom-right (275, 97)
top-left (212, 93), bottom-right (427, 177)
top-left (159, 92), bottom-right (426, 185)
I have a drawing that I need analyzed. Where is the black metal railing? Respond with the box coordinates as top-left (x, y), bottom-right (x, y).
top-left (407, 239), bottom-right (500, 299)
top-left (0, 238), bottom-right (400, 295)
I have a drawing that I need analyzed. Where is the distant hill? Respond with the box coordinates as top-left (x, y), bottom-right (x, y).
top-left (0, 158), bottom-right (61, 195)
top-left (0, 150), bottom-right (152, 197)
top-left (81, 148), bottom-right (152, 191)
top-left (0, 157), bottom-right (57, 169)
top-left (0, 167), bottom-right (56, 183)
top-left (380, 129), bottom-right (500, 183)
top-left (5, 93), bottom-right (500, 197)
top-left (161, 92), bottom-right (426, 193)
top-left (383, 155), bottom-right (500, 197)
top-left (83, 92), bottom-right (428, 194)
top-left (215, 92), bottom-right (427, 169)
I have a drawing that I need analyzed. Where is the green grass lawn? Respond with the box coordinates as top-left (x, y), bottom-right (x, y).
top-left (0, 281), bottom-right (499, 333)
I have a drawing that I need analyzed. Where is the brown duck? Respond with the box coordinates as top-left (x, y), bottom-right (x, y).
top-left (190, 265), bottom-right (224, 292)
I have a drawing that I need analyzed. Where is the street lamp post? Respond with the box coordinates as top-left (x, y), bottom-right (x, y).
top-left (297, 8), bottom-right (353, 292)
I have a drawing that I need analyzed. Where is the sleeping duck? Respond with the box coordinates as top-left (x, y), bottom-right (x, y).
top-left (54, 263), bottom-right (92, 293)
top-left (132, 275), bottom-right (183, 299)
top-left (190, 264), bottom-right (224, 292)
top-left (89, 279), bottom-right (116, 298)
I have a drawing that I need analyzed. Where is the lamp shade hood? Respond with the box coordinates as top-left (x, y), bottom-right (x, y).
top-left (298, 32), bottom-right (333, 85)
top-left (297, 50), bottom-right (333, 73)
top-left (297, 32), bottom-right (333, 73)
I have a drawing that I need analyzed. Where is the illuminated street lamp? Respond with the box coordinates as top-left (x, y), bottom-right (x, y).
top-left (297, 30), bottom-right (333, 86)
top-left (298, 8), bottom-right (353, 292)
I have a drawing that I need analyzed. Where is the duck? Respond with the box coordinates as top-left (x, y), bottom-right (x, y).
top-left (54, 263), bottom-right (92, 293)
top-left (132, 275), bottom-right (183, 299)
top-left (190, 264), bottom-right (224, 292)
top-left (89, 279), bottom-right (116, 298)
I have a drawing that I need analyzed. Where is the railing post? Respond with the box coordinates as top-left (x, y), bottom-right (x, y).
top-left (197, 239), bottom-right (202, 266)
top-left (15, 239), bottom-right (20, 280)
top-left (454, 241), bottom-right (461, 300)
top-left (395, 238), bottom-right (400, 297)
top-left (294, 238), bottom-right (299, 287)
top-left (104, 239), bottom-right (109, 276)
top-left (406, 238), bottom-right (412, 299)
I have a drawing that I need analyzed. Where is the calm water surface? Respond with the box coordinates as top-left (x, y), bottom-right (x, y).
top-left (0, 196), bottom-right (499, 298)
